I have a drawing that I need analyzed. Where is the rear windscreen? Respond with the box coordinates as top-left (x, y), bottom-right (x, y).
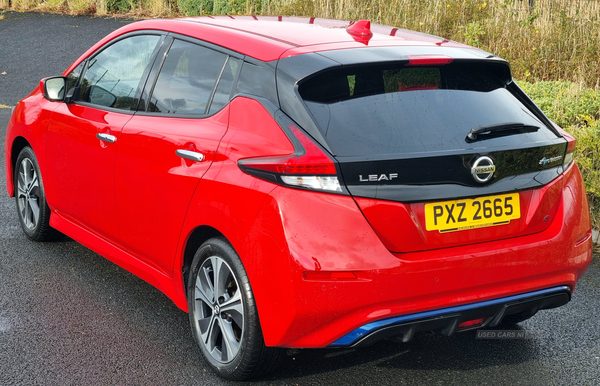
top-left (299, 62), bottom-right (558, 157)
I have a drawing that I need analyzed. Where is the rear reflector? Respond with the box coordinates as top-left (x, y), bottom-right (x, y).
top-left (457, 318), bottom-right (486, 330)
top-left (406, 55), bottom-right (454, 66)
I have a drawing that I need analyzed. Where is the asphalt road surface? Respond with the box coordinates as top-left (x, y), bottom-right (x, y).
top-left (1, 10), bottom-right (600, 386)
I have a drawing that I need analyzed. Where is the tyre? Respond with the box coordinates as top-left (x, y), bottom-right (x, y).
top-left (187, 237), bottom-right (282, 380)
top-left (14, 147), bottom-right (60, 241)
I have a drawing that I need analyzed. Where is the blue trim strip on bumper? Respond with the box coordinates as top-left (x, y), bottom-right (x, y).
top-left (329, 285), bottom-right (570, 347)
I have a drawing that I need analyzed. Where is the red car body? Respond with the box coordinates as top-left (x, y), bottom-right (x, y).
top-left (5, 15), bottom-right (592, 368)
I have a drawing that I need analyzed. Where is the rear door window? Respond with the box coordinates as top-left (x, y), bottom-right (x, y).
top-left (147, 39), bottom-right (228, 115)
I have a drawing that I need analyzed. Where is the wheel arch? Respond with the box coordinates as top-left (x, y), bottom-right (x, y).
top-left (181, 225), bottom-right (224, 296)
top-left (8, 136), bottom-right (32, 196)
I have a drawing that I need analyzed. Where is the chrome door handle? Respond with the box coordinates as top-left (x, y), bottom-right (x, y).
top-left (176, 149), bottom-right (205, 162)
top-left (96, 133), bottom-right (117, 143)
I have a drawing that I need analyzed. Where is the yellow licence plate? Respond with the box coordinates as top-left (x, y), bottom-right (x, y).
top-left (424, 193), bottom-right (521, 233)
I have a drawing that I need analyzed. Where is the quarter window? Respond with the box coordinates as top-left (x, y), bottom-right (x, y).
top-left (148, 40), bottom-right (228, 115)
top-left (66, 61), bottom-right (85, 97)
top-left (79, 35), bottom-right (161, 110)
top-left (236, 61), bottom-right (278, 105)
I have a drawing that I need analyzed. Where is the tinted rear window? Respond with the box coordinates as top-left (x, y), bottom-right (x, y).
top-left (299, 62), bottom-right (558, 157)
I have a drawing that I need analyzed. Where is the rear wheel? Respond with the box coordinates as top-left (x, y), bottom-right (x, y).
top-left (187, 237), bottom-right (282, 380)
top-left (14, 147), bottom-right (60, 241)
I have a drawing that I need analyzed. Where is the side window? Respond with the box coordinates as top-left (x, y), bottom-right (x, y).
top-left (148, 40), bottom-right (227, 115)
top-left (79, 35), bottom-right (161, 110)
top-left (209, 57), bottom-right (241, 114)
top-left (235, 61), bottom-right (278, 105)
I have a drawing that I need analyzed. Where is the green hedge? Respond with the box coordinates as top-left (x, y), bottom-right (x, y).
top-left (519, 81), bottom-right (600, 227)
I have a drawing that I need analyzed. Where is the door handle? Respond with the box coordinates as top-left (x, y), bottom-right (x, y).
top-left (97, 133), bottom-right (117, 143)
top-left (176, 149), bottom-right (205, 162)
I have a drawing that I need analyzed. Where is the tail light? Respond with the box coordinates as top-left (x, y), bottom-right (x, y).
top-left (563, 132), bottom-right (576, 169)
top-left (238, 124), bottom-right (343, 193)
top-left (554, 124), bottom-right (576, 169)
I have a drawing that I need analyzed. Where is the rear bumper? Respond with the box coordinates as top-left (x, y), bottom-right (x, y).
top-left (330, 286), bottom-right (570, 347)
top-left (242, 164), bottom-right (592, 348)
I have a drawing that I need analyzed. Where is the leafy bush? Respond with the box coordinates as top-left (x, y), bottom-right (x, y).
top-left (177, 0), bottom-right (254, 16)
top-left (520, 80), bottom-right (600, 227)
top-left (106, 0), bottom-right (134, 12)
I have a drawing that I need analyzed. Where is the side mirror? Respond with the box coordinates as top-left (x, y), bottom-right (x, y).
top-left (40, 76), bottom-right (67, 102)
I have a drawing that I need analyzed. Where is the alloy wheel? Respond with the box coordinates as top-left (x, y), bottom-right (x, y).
top-left (193, 255), bottom-right (244, 363)
top-left (16, 157), bottom-right (41, 231)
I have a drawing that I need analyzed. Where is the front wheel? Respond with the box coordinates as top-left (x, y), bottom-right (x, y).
top-left (14, 147), bottom-right (60, 241)
top-left (187, 237), bottom-right (282, 380)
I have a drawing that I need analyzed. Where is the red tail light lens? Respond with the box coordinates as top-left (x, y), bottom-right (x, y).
top-left (457, 318), bottom-right (486, 330)
top-left (238, 125), bottom-right (343, 192)
top-left (406, 55), bottom-right (453, 67)
top-left (554, 124), bottom-right (576, 169)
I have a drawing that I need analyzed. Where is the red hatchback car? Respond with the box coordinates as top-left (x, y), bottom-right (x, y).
top-left (5, 16), bottom-right (593, 380)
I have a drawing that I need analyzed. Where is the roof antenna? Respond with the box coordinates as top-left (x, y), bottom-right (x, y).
top-left (346, 20), bottom-right (373, 45)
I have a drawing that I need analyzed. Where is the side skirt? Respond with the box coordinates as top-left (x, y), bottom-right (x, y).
top-left (49, 210), bottom-right (189, 312)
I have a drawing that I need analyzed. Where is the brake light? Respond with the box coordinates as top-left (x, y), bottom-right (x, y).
top-left (555, 124), bottom-right (576, 169)
top-left (238, 125), bottom-right (342, 192)
top-left (406, 55), bottom-right (453, 66)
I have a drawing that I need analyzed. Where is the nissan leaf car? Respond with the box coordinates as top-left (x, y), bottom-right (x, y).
top-left (4, 16), bottom-right (593, 380)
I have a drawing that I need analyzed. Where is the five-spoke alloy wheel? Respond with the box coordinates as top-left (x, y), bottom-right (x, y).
top-left (17, 156), bottom-right (41, 231)
top-left (14, 147), bottom-right (58, 241)
top-left (187, 238), bottom-right (281, 380)
top-left (194, 254), bottom-right (244, 363)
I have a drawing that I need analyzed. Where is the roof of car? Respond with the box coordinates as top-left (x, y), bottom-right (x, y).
top-left (78, 16), bottom-right (474, 63)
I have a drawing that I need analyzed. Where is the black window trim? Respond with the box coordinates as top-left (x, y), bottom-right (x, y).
top-left (137, 34), bottom-right (244, 119)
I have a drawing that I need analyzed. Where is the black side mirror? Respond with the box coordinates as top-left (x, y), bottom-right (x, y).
top-left (40, 76), bottom-right (68, 102)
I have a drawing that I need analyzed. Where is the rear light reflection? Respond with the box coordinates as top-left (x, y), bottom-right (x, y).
top-left (303, 271), bottom-right (358, 281)
top-left (575, 230), bottom-right (592, 247)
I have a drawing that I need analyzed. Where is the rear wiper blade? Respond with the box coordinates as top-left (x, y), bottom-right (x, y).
top-left (466, 122), bottom-right (540, 142)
